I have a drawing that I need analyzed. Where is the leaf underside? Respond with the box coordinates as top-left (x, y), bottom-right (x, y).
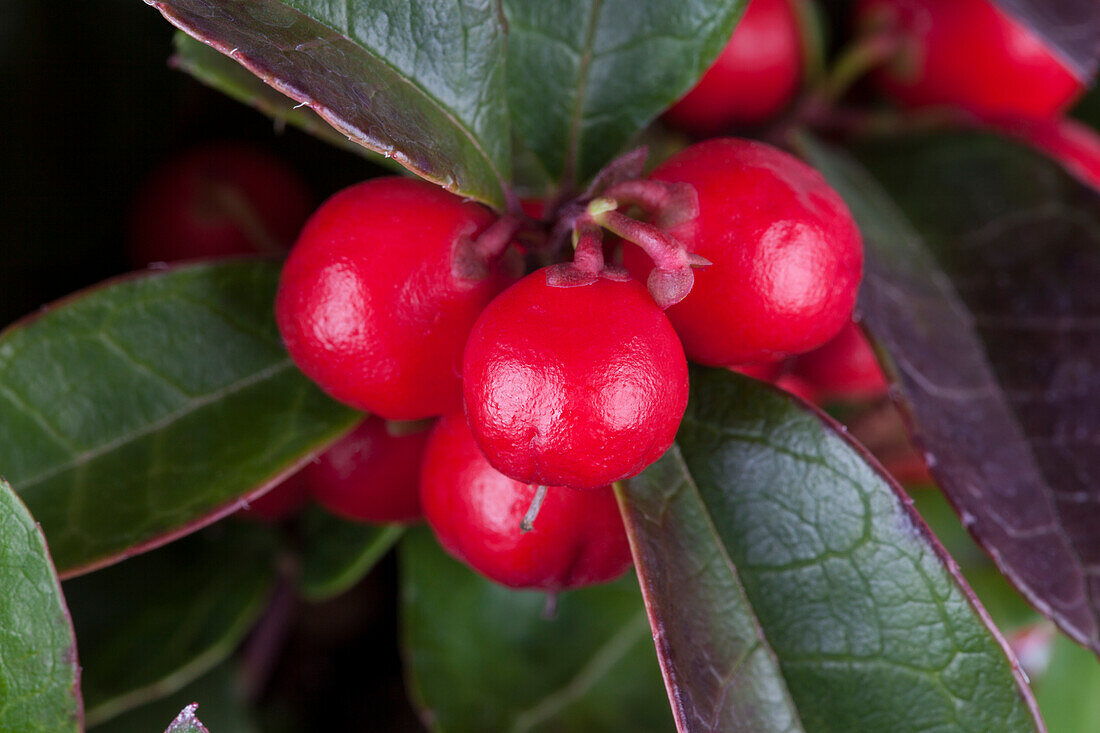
top-left (802, 132), bottom-right (1100, 656)
top-left (0, 260), bottom-right (359, 576)
top-left (622, 369), bottom-right (1042, 732)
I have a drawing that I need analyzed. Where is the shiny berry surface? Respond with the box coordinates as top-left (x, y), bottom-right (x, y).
top-left (276, 177), bottom-right (514, 419)
top-left (421, 413), bottom-right (632, 590)
top-left (128, 141), bottom-right (312, 265)
top-left (304, 416), bottom-right (431, 524)
top-left (624, 138), bottom-right (863, 366)
top-left (665, 0), bottom-right (802, 131)
top-left (856, 0), bottom-right (1082, 117)
top-left (463, 271), bottom-right (689, 489)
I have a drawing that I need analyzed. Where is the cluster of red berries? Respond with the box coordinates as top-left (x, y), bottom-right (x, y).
top-left (272, 134), bottom-right (863, 590)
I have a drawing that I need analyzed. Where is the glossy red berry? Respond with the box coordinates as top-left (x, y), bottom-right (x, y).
top-left (276, 177), bottom-right (515, 420)
top-left (623, 138), bottom-right (863, 367)
top-left (793, 320), bottom-right (887, 401)
top-left (304, 416), bottom-right (431, 524)
top-left (665, 0), bottom-right (802, 132)
top-left (421, 413), bottom-right (632, 590)
top-left (463, 271), bottom-right (689, 490)
top-left (239, 472), bottom-right (309, 521)
top-left (856, 0), bottom-right (1083, 118)
top-left (128, 141), bottom-right (312, 265)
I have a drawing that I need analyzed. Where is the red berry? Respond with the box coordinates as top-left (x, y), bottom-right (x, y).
top-left (239, 472), bottom-right (309, 521)
top-left (421, 413), bottom-right (632, 590)
top-left (731, 361), bottom-right (785, 382)
top-left (793, 320), bottom-right (888, 401)
top-left (463, 271), bottom-right (688, 489)
top-left (304, 416), bottom-right (430, 524)
top-left (665, 0), bottom-right (803, 131)
top-left (276, 177), bottom-right (516, 420)
top-left (856, 0), bottom-right (1083, 118)
top-left (128, 141), bottom-right (312, 265)
top-left (623, 138), bottom-right (863, 367)
top-left (772, 373), bottom-right (820, 404)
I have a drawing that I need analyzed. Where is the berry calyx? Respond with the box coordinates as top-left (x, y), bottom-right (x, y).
top-left (420, 413), bottom-right (632, 590)
top-left (855, 0), bottom-right (1083, 118)
top-left (276, 176), bottom-right (517, 420)
top-left (462, 270), bottom-right (689, 490)
top-left (128, 141), bottom-right (312, 265)
top-left (793, 320), bottom-right (887, 401)
top-left (305, 416), bottom-right (431, 524)
top-left (665, 0), bottom-right (803, 132)
top-left (623, 138), bottom-right (863, 366)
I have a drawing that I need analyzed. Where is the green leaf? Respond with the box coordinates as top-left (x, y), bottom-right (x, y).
top-left (149, 0), bottom-right (510, 208)
top-left (67, 522), bottom-right (276, 726)
top-left (502, 0), bottom-right (747, 190)
top-left (0, 260), bottom-right (359, 576)
top-left (1034, 634), bottom-right (1100, 732)
top-left (620, 369), bottom-right (1042, 732)
top-left (170, 32), bottom-right (384, 164)
top-left (400, 528), bottom-right (673, 733)
top-left (0, 479), bottom-right (81, 732)
top-left (91, 665), bottom-right (257, 733)
top-left (298, 506), bottom-right (403, 602)
top-left (165, 704), bottom-right (210, 733)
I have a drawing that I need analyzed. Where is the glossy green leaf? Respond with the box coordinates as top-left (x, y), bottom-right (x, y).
top-left (298, 506), bottom-right (403, 602)
top-left (149, 0), bottom-right (510, 208)
top-left (0, 260), bottom-right (360, 575)
top-left (165, 704), bottom-right (210, 733)
top-left (92, 665), bottom-right (256, 733)
top-left (400, 528), bottom-right (673, 733)
top-left (502, 0), bottom-right (747, 190)
top-left (0, 479), bottom-right (81, 732)
top-left (620, 369), bottom-right (1042, 732)
top-left (67, 521), bottom-right (276, 726)
top-left (170, 32), bottom-right (378, 162)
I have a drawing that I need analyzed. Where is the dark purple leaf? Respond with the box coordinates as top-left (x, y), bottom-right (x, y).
top-left (802, 131), bottom-right (1100, 655)
top-left (992, 0), bottom-right (1100, 80)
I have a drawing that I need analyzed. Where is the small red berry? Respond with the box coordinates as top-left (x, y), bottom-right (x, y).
top-left (665, 0), bottom-right (803, 132)
top-left (623, 138), bottom-right (863, 367)
top-left (239, 472), bottom-right (309, 521)
top-left (856, 0), bottom-right (1083, 118)
top-left (463, 271), bottom-right (689, 490)
top-left (793, 320), bottom-right (888, 401)
top-left (276, 177), bottom-right (515, 420)
top-left (304, 416), bottom-right (431, 524)
top-left (772, 373), bottom-right (820, 404)
top-left (128, 141), bottom-right (312, 265)
top-left (421, 413), bottom-right (632, 590)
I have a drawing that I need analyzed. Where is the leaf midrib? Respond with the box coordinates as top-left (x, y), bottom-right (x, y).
top-left (12, 360), bottom-right (294, 494)
top-left (270, 0), bottom-right (508, 193)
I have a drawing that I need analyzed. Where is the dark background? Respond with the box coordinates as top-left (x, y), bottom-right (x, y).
top-left (2, 1), bottom-right (416, 729)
